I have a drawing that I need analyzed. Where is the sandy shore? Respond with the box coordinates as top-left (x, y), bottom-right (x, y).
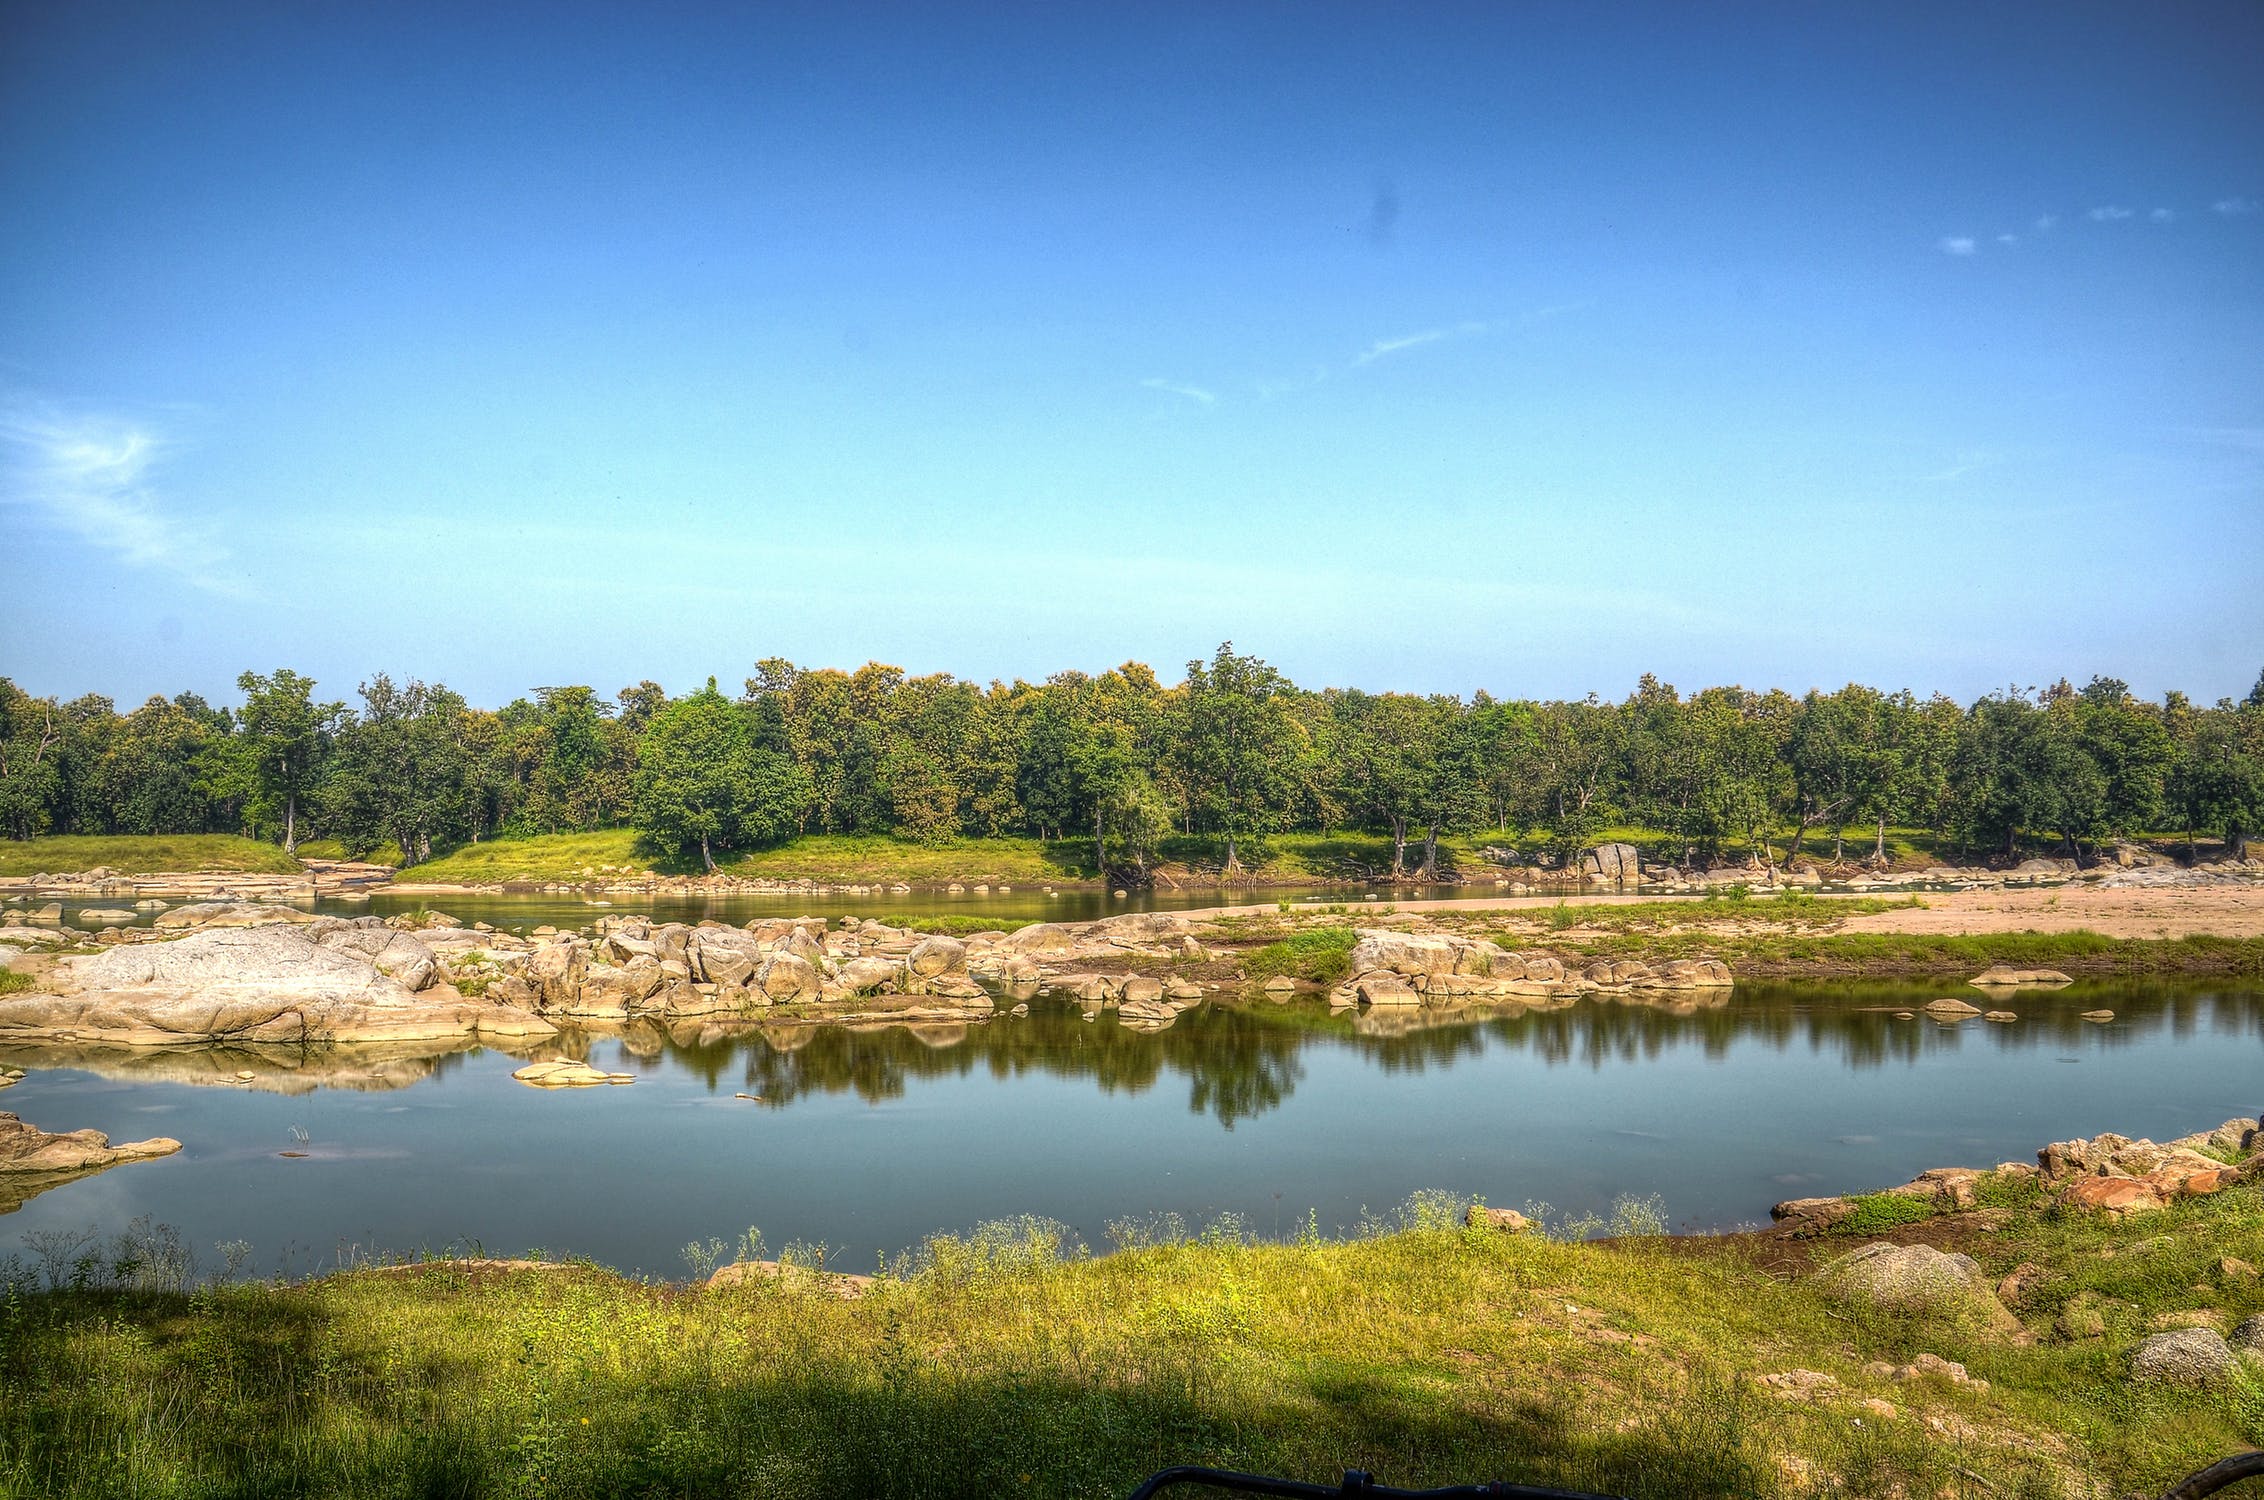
top-left (1171, 882), bottom-right (2264, 940)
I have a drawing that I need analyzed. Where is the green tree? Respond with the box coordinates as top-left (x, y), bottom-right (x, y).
top-left (633, 681), bottom-right (807, 871)
top-left (235, 669), bottom-right (340, 853)
top-left (321, 676), bottom-right (474, 865)
top-left (1177, 643), bottom-right (1300, 871)
top-left (0, 680), bottom-right (61, 841)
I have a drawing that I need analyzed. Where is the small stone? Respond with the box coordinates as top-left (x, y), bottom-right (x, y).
top-left (2216, 1256), bottom-right (2256, 1282)
top-left (1465, 1205), bottom-right (1532, 1234)
top-left (2080, 1009), bottom-right (2115, 1022)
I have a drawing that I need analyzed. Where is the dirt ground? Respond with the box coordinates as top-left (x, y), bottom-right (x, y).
top-left (1181, 882), bottom-right (2264, 940)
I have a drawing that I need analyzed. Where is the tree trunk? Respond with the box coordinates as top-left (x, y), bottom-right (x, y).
top-left (283, 794), bottom-right (297, 855)
top-left (700, 832), bottom-right (715, 874)
top-left (1875, 815), bottom-right (1887, 862)
top-left (1419, 824), bottom-right (1439, 880)
top-left (1390, 817), bottom-right (1406, 877)
top-left (1095, 805), bottom-right (1107, 881)
top-left (1831, 825), bottom-right (1844, 862)
top-left (1224, 832), bottom-right (1240, 872)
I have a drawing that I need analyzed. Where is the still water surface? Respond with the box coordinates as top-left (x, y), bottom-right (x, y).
top-left (4, 978), bottom-right (2258, 1278)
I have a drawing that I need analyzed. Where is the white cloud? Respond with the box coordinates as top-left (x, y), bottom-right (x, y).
top-left (0, 400), bottom-right (239, 594)
top-left (2088, 205), bottom-right (2134, 221)
top-left (1352, 320), bottom-right (1489, 366)
top-left (2214, 197), bottom-right (2259, 216)
top-left (2150, 207), bottom-right (2175, 223)
top-left (2033, 214), bottom-right (2059, 232)
top-left (1937, 236), bottom-right (1977, 256)
top-left (1996, 233), bottom-right (2019, 245)
top-left (1139, 378), bottom-right (1215, 406)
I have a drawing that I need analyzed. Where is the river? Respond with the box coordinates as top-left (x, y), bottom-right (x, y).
top-left (3, 957), bottom-right (2257, 1279)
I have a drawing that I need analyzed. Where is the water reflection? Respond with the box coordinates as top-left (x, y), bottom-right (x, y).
top-left (5, 982), bottom-right (2256, 1137)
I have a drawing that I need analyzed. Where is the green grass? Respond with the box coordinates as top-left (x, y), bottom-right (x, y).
top-left (0, 835), bottom-right (303, 878)
top-left (720, 834), bottom-right (1096, 885)
top-left (875, 913), bottom-right (1021, 938)
top-left (2, 1183), bottom-right (2260, 1499)
top-left (1241, 926), bottom-right (1360, 987)
top-left (287, 838), bottom-right (386, 864)
top-left (384, 830), bottom-right (673, 884)
top-left (0, 969), bottom-right (30, 996)
top-left (1562, 930), bottom-right (2264, 978)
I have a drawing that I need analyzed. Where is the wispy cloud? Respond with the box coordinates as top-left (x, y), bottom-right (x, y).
top-left (1996, 233), bottom-right (2019, 246)
top-left (2088, 205), bottom-right (2134, 222)
top-left (1937, 236), bottom-right (1977, 256)
top-left (0, 399), bottom-right (238, 593)
top-left (1139, 378), bottom-right (1216, 406)
top-left (2033, 214), bottom-right (2059, 232)
top-left (2149, 207), bottom-right (2175, 223)
top-left (1352, 319), bottom-right (1490, 367)
top-left (2214, 197), bottom-right (2259, 216)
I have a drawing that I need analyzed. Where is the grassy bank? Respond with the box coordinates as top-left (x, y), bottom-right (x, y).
top-left (2, 1181), bottom-right (2259, 1499)
top-left (0, 835), bottom-right (303, 878)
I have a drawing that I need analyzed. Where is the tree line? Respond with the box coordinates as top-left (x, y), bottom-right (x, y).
top-left (3, 646), bottom-right (2260, 874)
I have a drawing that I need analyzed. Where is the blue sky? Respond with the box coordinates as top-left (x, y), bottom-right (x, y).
top-left (3, 1), bottom-right (2260, 709)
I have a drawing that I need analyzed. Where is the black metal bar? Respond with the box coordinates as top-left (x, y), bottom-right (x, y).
top-left (2159, 1452), bottom-right (2264, 1500)
top-left (1124, 1467), bottom-right (1625, 1500)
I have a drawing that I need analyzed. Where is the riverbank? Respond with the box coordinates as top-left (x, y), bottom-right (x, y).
top-left (3, 1133), bottom-right (2258, 1500)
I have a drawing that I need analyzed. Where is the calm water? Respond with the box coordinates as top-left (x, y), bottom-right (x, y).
top-left (3, 978), bottom-right (2258, 1279)
top-left (20, 885), bottom-right (1485, 937)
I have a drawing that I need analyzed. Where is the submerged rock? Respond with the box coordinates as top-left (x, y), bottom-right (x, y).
top-left (512, 1060), bottom-right (634, 1088)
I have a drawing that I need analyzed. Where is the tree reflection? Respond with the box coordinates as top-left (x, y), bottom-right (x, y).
top-left (578, 980), bottom-right (2264, 1131)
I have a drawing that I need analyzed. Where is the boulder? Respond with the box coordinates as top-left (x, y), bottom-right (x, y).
top-left (835, 957), bottom-right (902, 996)
top-left (1921, 998), bottom-right (1983, 1019)
top-left (1356, 972), bottom-right (1420, 1007)
top-left (1466, 1205), bottom-right (1532, 1234)
top-left (1348, 930), bottom-right (1469, 978)
top-left (525, 940), bottom-right (588, 1008)
top-left (1004, 923), bottom-right (1076, 956)
top-left (905, 935), bottom-right (967, 978)
top-left (1581, 843), bottom-right (1642, 879)
top-left (753, 952), bottom-right (823, 1004)
top-left (1818, 1242), bottom-right (2020, 1330)
top-left (73, 907), bottom-right (137, 925)
top-left (1119, 975), bottom-right (1164, 1004)
top-left (2232, 1314), bottom-right (2264, 1355)
top-left (2128, 1329), bottom-right (2240, 1387)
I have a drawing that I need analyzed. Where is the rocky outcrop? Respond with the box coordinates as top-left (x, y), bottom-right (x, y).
top-left (0, 925), bottom-right (557, 1046)
top-left (2036, 1120), bottom-right (2258, 1216)
top-left (1, 1110), bottom-right (181, 1213)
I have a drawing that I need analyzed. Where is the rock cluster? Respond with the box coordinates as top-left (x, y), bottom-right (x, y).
top-left (1775, 1115), bottom-right (2262, 1230)
top-left (1330, 929), bottom-right (1731, 1011)
top-left (2035, 1121), bottom-right (2260, 1217)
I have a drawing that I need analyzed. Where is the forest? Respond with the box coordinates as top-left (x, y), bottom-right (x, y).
top-left (2, 645), bottom-right (2260, 877)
